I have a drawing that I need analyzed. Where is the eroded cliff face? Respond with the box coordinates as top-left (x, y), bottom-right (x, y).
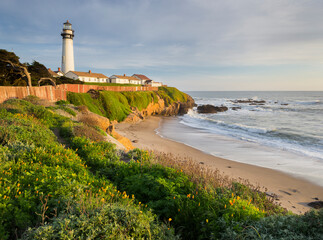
top-left (76, 93), bottom-right (195, 150)
top-left (124, 94), bottom-right (195, 123)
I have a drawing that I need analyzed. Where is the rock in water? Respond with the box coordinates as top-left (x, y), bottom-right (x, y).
top-left (308, 201), bottom-right (323, 209)
top-left (232, 99), bottom-right (266, 104)
top-left (197, 104), bottom-right (228, 114)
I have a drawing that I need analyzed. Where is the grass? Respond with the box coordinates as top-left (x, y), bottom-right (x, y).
top-left (0, 100), bottom-right (174, 239)
top-left (66, 92), bottom-right (104, 116)
top-left (67, 87), bottom-right (189, 121)
top-left (157, 87), bottom-right (187, 106)
top-left (0, 98), bottom-right (322, 240)
top-left (99, 91), bottom-right (131, 121)
top-left (122, 91), bottom-right (159, 110)
top-left (84, 82), bottom-right (140, 87)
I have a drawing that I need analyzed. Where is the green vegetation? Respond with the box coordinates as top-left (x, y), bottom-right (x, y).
top-left (27, 61), bottom-right (51, 84)
top-left (0, 98), bottom-right (322, 239)
top-left (0, 49), bottom-right (30, 86)
top-left (0, 49), bottom-right (83, 86)
top-left (54, 76), bottom-right (84, 85)
top-left (84, 82), bottom-right (139, 87)
top-left (157, 86), bottom-right (187, 106)
top-left (67, 87), bottom-right (187, 121)
top-left (0, 99), bottom-right (174, 239)
top-left (122, 91), bottom-right (159, 110)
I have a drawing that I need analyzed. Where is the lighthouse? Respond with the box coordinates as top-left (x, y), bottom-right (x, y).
top-left (61, 20), bottom-right (75, 74)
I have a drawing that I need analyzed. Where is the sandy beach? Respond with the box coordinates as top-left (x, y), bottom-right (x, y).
top-left (115, 116), bottom-right (323, 214)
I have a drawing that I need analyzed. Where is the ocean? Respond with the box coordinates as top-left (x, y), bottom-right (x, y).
top-left (157, 91), bottom-right (323, 187)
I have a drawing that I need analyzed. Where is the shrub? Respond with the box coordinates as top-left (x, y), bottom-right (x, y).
top-left (23, 203), bottom-right (177, 240)
top-left (72, 125), bottom-right (106, 142)
top-left (70, 137), bottom-right (119, 172)
top-left (0, 111), bottom-right (57, 147)
top-left (55, 100), bottom-right (69, 105)
top-left (0, 142), bottom-right (112, 239)
top-left (0, 99), bottom-right (69, 128)
top-left (221, 209), bottom-right (323, 240)
top-left (57, 105), bottom-right (77, 116)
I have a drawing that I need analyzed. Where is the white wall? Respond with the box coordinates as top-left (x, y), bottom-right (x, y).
top-left (110, 77), bottom-right (130, 84)
top-left (129, 80), bottom-right (141, 85)
top-left (61, 37), bottom-right (74, 74)
top-left (65, 71), bottom-right (78, 80)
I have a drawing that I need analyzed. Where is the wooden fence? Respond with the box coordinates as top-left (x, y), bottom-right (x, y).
top-left (0, 84), bottom-right (158, 103)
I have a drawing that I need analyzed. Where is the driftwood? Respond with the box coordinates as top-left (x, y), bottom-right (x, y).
top-left (38, 78), bottom-right (56, 87)
top-left (0, 59), bottom-right (32, 87)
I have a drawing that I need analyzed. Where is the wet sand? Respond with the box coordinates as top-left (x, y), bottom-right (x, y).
top-left (115, 116), bottom-right (323, 214)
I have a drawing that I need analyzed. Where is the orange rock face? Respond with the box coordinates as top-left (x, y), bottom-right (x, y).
top-left (76, 94), bottom-right (194, 151)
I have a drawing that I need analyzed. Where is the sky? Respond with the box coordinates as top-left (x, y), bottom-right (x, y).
top-left (1, 0), bottom-right (323, 91)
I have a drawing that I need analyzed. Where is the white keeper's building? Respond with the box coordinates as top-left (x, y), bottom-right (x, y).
top-left (109, 75), bottom-right (141, 85)
top-left (65, 70), bottom-right (109, 83)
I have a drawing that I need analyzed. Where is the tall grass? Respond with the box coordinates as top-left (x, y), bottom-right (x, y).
top-left (122, 91), bottom-right (159, 110)
top-left (1, 99), bottom-right (321, 240)
top-left (0, 100), bottom-right (175, 239)
top-left (99, 91), bottom-right (131, 121)
top-left (157, 87), bottom-right (187, 106)
top-left (66, 92), bottom-right (104, 116)
top-left (67, 87), bottom-right (189, 121)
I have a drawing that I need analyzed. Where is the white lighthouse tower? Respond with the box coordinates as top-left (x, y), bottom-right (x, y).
top-left (61, 20), bottom-right (75, 74)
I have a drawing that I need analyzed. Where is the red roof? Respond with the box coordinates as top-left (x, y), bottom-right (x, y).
top-left (48, 68), bottom-right (59, 77)
top-left (133, 74), bottom-right (150, 81)
top-left (71, 71), bottom-right (108, 78)
top-left (112, 75), bottom-right (139, 80)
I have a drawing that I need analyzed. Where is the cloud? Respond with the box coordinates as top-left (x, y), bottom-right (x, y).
top-left (1, 0), bottom-right (323, 90)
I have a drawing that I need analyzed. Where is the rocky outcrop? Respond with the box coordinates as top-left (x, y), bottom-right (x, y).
top-left (76, 92), bottom-right (195, 150)
top-left (308, 201), bottom-right (323, 209)
top-left (231, 99), bottom-right (266, 105)
top-left (179, 95), bottom-right (195, 115)
top-left (124, 94), bottom-right (195, 121)
top-left (197, 104), bottom-right (228, 114)
top-left (77, 108), bottom-right (112, 132)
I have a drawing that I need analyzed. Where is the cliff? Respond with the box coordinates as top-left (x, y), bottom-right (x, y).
top-left (124, 94), bottom-right (195, 122)
top-left (67, 86), bottom-right (195, 150)
top-left (67, 86), bottom-right (195, 122)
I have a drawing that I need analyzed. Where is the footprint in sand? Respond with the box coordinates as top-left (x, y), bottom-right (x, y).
top-left (279, 190), bottom-right (292, 196)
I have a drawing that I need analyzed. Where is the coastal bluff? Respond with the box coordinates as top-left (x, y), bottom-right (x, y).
top-left (65, 87), bottom-right (195, 150)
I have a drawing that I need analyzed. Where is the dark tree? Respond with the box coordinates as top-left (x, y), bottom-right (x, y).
top-left (27, 61), bottom-right (51, 85)
top-left (55, 76), bottom-right (84, 85)
top-left (0, 49), bottom-right (32, 86)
